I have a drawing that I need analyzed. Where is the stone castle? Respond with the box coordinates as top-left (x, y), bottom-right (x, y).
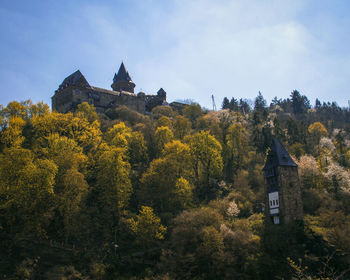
top-left (263, 139), bottom-right (303, 225)
top-left (52, 62), bottom-right (168, 114)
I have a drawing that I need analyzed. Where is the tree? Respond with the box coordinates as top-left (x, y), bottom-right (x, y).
top-left (224, 123), bottom-right (248, 181)
top-left (239, 98), bottom-right (251, 115)
top-left (0, 147), bottom-right (57, 238)
top-left (2, 100), bottom-right (31, 119)
top-left (154, 126), bottom-right (174, 156)
top-left (105, 122), bottom-right (148, 168)
top-left (229, 97), bottom-right (239, 111)
top-left (152, 106), bottom-right (175, 119)
top-left (290, 90), bottom-right (310, 115)
top-left (139, 140), bottom-right (194, 213)
top-left (173, 115), bottom-right (191, 139)
top-left (127, 206), bottom-right (166, 249)
top-left (0, 116), bottom-right (26, 148)
top-left (272, 117), bottom-right (286, 142)
top-left (30, 111), bottom-right (102, 153)
top-left (221, 97), bottom-right (230, 110)
top-left (127, 131), bottom-right (148, 169)
top-left (286, 118), bottom-right (300, 145)
top-left (183, 104), bottom-right (202, 125)
top-left (315, 98), bottom-right (321, 109)
top-left (59, 168), bottom-right (88, 243)
top-left (41, 134), bottom-right (88, 242)
top-left (254, 91), bottom-right (266, 112)
top-left (308, 122), bottom-right (328, 155)
top-left (155, 116), bottom-right (173, 129)
top-left (75, 102), bottom-right (99, 123)
top-left (185, 131), bottom-right (223, 200)
top-left (95, 146), bottom-right (132, 241)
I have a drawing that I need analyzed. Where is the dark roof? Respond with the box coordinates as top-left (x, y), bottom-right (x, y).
top-left (58, 70), bottom-right (90, 90)
top-left (157, 88), bottom-right (166, 95)
top-left (113, 62), bottom-right (132, 83)
top-left (263, 139), bottom-right (297, 170)
top-left (90, 86), bottom-right (136, 96)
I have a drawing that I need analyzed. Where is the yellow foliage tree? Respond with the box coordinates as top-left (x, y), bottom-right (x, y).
top-left (139, 140), bottom-right (194, 213)
top-left (185, 131), bottom-right (223, 199)
top-left (154, 126), bottom-right (174, 156)
top-left (0, 147), bottom-right (57, 238)
top-left (127, 206), bottom-right (166, 248)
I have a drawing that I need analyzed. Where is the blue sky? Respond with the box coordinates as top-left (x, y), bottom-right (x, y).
top-left (1, 0), bottom-right (350, 109)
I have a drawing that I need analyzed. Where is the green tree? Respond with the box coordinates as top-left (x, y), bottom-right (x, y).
top-left (173, 115), bottom-right (191, 139)
top-left (31, 111), bottom-right (102, 153)
top-left (95, 146), bottom-right (132, 241)
top-left (152, 106), bottom-right (175, 119)
top-left (155, 116), bottom-right (173, 129)
top-left (254, 91), bottom-right (266, 112)
top-left (154, 126), bottom-right (174, 156)
top-left (139, 140), bottom-right (194, 213)
top-left (0, 116), bottom-right (26, 147)
top-left (0, 147), bottom-right (57, 238)
top-left (75, 102), bottom-right (99, 123)
top-left (308, 122), bottom-right (328, 155)
top-left (224, 123), bottom-right (248, 181)
top-left (185, 131), bottom-right (223, 200)
top-left (221, 97), bottom-right (230, 109)
top-left (290, 90), bottom-right (310, 115)
top-left (183, 104), bottom-right (202, 126)
top-left (127, 206), bottom-right (166, 249)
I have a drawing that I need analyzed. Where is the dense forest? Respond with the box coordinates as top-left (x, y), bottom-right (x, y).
top-left (0, 90), bottom-right (350, 279)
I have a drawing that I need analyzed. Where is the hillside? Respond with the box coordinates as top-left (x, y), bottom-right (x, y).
top-left (0, 91), bottom-right (350, 279)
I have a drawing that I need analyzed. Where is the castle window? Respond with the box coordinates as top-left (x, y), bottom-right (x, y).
top-left (269, 192), bottom-right (279, 210)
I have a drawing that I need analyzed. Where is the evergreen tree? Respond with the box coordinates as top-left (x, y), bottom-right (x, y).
top-left (254, 91), bottom-right (266, 112)
top-left (222, 97), bottom-right (230, 110)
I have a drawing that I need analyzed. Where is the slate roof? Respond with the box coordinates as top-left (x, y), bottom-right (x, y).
top-left (157, 88), bottom-right (166, 95)
top-left (58, 70), bottom-right (90, 90)
top-left (90, 86), bottom-right (136, 96)
top-left (113, 62), bottom-right (133, 83)
top-left (263, 139), bottom-right (297, 170)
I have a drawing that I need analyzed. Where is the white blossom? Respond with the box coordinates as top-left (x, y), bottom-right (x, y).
top-left (297, 155), bottom-right (319, 178)
top-left (227, 201), bottom-right (240, 217)
top-left (324, 162), bottom-right (350, 193)
top-left (320, 137), bottom-right (335, 152)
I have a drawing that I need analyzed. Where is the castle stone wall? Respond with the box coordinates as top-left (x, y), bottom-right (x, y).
top-left (278, 166), bottom-right (304, 223)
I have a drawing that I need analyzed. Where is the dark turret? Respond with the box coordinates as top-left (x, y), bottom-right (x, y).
top-left (263, 139), bottom-right (303, 225)
top-left (111, 62), bottom-right (136, 93)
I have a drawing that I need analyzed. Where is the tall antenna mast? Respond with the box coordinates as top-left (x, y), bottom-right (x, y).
top-left (211, 94), bottom-right (217, 111)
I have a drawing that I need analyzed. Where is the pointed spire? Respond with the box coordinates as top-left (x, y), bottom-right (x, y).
top-left (263, 139), bottom-right (297, 170)
top-left (113, 62), bottom-right (132, 83)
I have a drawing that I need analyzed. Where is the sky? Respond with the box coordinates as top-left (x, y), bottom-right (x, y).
top-left (1, 0), bottom-right (350, 109)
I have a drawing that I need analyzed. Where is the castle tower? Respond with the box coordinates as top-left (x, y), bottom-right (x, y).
top-left (111, 62), bottom-right (136, 93)
top-left (263, 139), bottom-right (303, 225)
